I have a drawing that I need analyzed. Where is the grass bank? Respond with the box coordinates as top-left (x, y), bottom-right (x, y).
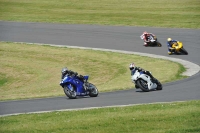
top-left (0, 42), bottom-right (186, 101)
top-left (1, 100), bottom-right (199, 133)
top-left (0, 0), bottom-right (199, 28)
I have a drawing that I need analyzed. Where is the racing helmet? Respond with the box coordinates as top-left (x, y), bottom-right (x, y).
top-left (129, 63), bottom-right (135, 70)
top-left (167, 38), bottom-right (172, 42)
top-left (61, 67), bottom-right (68, 74)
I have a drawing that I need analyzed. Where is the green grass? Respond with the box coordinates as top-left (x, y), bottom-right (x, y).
top-left (0, 42), bottom-right (186, 101)
top-left (0, 0), bottom-right (200, 28)
top-left (0, 1), bottom-right (198, 132)
top-left (1, 100), bottom-right (200, 133)
top-left (0, 74), bottom-right (8, 87)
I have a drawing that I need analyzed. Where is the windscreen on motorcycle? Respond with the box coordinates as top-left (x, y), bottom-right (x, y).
top-left (83, 75), bottom-right (89, 81)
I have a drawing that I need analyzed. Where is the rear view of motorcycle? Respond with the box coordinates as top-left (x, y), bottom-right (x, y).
top-left (60, 70), bottom-right (98, 99)
top-left (131, 70), bottom-right (162, 92)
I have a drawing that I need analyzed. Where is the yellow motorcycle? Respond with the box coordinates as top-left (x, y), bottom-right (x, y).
top-left (171, 41), bottom-right (188, 55)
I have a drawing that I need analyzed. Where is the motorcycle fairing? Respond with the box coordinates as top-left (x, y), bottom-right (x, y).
top-left (172, 42), bottom-right (183, 52)
top-left (131, 70), bottom-right (139, 82)
top-left (60, 75), bottom-right (85, 93)
top-left (131, 70), bottom-right (157, 90)
top-left (131, 70), bottom-right (144, 82)
top-left (83, 75), bottom-right (89, 81)
top-left (139, 74), bottom-right (157, 90)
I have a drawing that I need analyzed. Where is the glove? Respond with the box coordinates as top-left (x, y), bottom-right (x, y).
top-left (74, 72), bottom-right (78, 76)
top-left (79, 75), bottom-right (83, 78)
top-left (138, 67), bottom-right (142, 71)
top-left (145, 71), bottom-right (151, 74)
top-left (69, 70), bottom-right (78, 76)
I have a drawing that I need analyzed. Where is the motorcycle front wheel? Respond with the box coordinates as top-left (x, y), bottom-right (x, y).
top-left (136, 79), bottom-right (149, 92)
top-left (87, 83), bottom-right (98, 97)
top-left (63, 85), bottom-right (77, 99)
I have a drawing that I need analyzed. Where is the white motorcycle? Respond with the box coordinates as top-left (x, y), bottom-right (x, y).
top-left (131, 70), bottom-right (162, 92)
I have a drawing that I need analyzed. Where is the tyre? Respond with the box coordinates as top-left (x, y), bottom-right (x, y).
top-left (180, 48), bottom-right (188, 55)
top-left (156, 41), bottom-right (162, 47)
top-left (136, 79), bottom-right (149, 92)
top-left (63, 85), bottom-right (77, 99)
top-left (87, 83), bottom-right (98, 97)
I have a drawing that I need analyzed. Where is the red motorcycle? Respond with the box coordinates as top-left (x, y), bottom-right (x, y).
top-left (140, 34), bottom-right (162, 47)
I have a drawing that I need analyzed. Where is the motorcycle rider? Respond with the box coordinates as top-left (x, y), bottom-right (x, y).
top-left (167, 38), bottom-right (178, 55)
top-left (140, 31), bottom-right (155, 46)
top-left (61, 67), bottom-right (75, 79)
top-left (129, 63), bottom-right (156, 88)
top-left (61, 67), bottom-right (88, 91)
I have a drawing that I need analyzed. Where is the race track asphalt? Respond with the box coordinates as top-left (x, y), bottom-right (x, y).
top-left (0, 21), bottom-right (200, 116)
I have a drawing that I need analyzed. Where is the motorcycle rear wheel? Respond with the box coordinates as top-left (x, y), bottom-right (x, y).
top-left (63, 85), bottom-right (77, 99)
top-left (136, 79), bottom-right (149, 92)
top-left (156, 41), bottom-right (162, 47)
top-left (180, 48), bottom-right (188, 55)
top-left (87, 83), bottom-right (98, 97)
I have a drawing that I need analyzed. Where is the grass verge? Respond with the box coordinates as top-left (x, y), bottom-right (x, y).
top-left (0, 42), bottom-right (186, 101)
top-left (0, 0), bottom-right (200, 28)
top-left (0, 100), bottom-right (199, 133)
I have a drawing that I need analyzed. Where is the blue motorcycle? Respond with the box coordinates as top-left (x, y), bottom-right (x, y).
top-left (60, 73), bottom-right (98, 99)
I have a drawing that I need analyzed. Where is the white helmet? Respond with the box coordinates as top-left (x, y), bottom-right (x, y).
top-left (167, 38), bottom-right (172, 42)
top-left (129, 63), bottom-right (135, 70)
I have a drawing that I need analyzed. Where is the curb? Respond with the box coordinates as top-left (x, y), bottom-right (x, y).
top-left (28, 42), bottom-right (200, 77)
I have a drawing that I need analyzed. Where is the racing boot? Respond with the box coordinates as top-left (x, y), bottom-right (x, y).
top-left (143, 42), bottom-right (148, 47)
top-left (83, 83), bottom-right (87, 91)
top-left (149, 75), bottom-right (157, 83)
top-left (170, 48), bottom-right (176, 54)
top-left (84, 82), bottom-right (91, 92)
top-left (168, 51), bottom-right (172, 55)
top-left (146, 71), bottom-right (157, 83)
top-left (151, 78), bottom-right (157, 83)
